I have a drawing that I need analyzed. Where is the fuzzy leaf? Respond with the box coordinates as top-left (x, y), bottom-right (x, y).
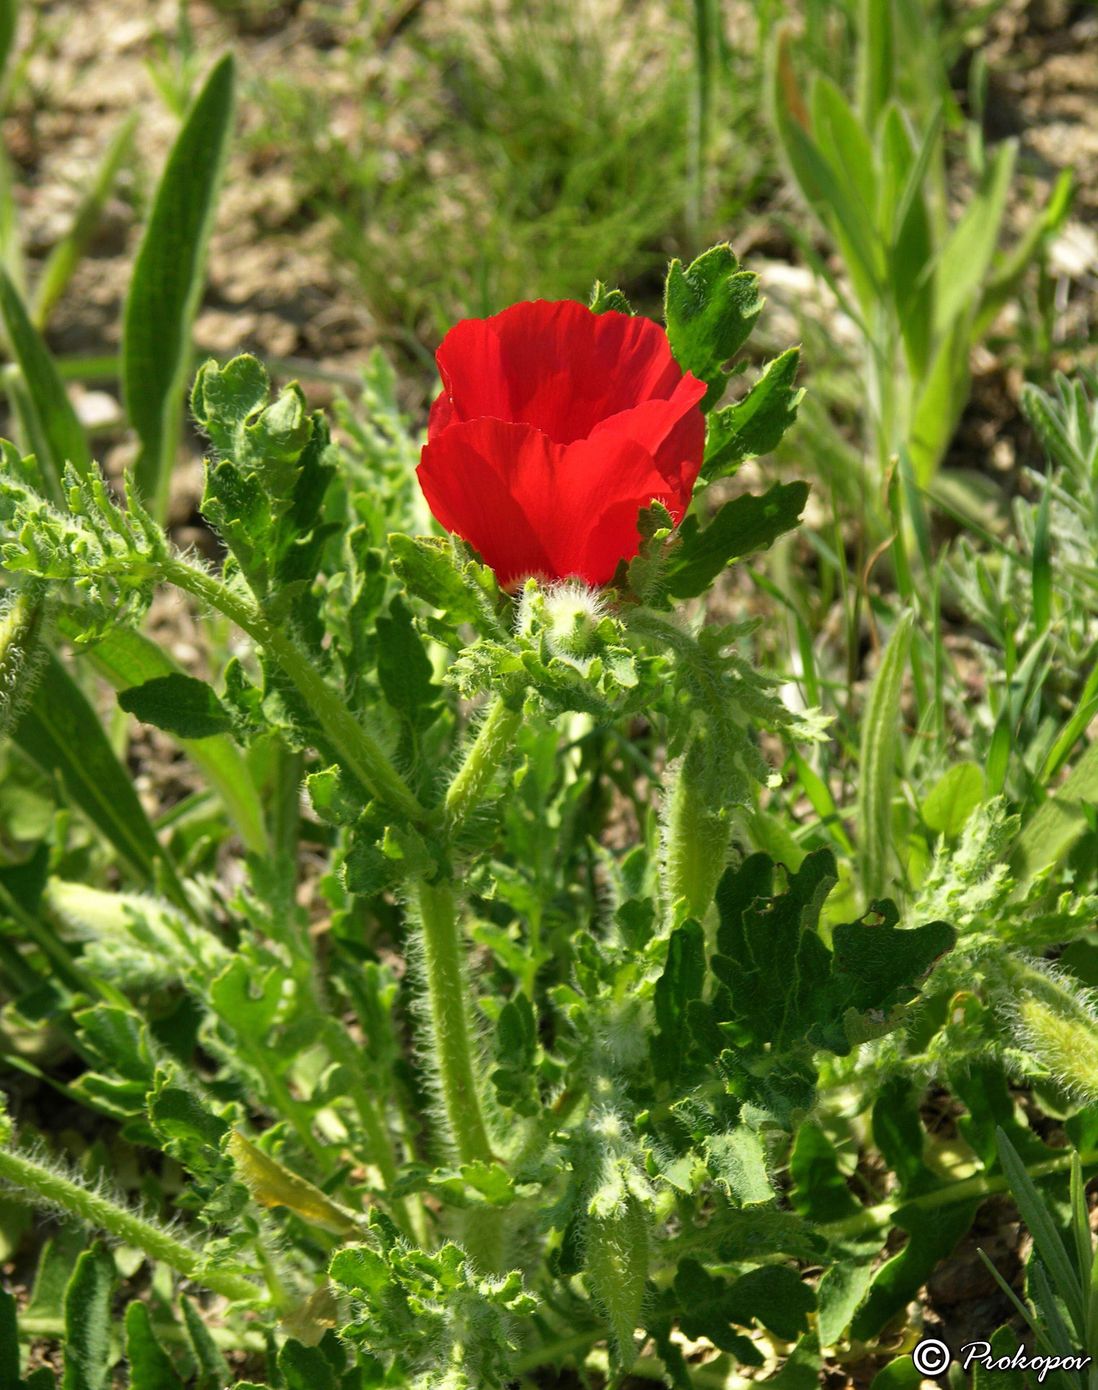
top-left (124, 1301), bottom-right (184, 1390)
top-left (119, 673), bottom-right (233, 740)
top-left (61, 1246), bottom-right (116, 1390)
top-left (703, 348), bottom-right (804, 480)
top-left (124, 55), bottom-right (236, 519)
top-left (665, 481), bottom-right (808, 599)
top-left (664, 246), bottom-right (762, 408)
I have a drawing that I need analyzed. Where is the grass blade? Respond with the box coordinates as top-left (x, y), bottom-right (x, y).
top-left (12, 650), bottom-right (186, 905)
top-left (123, 54), bottom-right (235, 521)
top-left (995, 1128), bottom-right (1085, 1336)
top-left (0, 265), bottom-right (91, 500)
top-left (65, 619), bottom-right (268, 855)
top-left (33, 113), bottom-right (138, 329)
top-left (857, 610), bottom-right (913, 902)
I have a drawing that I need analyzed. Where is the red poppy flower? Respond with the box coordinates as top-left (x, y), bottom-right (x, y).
top-left (416, 300), bottom-right (706, 588)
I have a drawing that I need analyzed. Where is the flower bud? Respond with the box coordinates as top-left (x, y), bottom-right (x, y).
top-left (1010, 962), bottom-right (1098, 1103)
top-left (0, 588), bottom-right (46, 737)
top-left (516, 579), bottom-right (613, 672)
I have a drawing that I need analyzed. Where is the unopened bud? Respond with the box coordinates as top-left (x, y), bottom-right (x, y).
top-left (0, 588), bottom-right (47, 736)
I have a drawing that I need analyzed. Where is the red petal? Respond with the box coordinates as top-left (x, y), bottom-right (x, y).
top-left (417, 416), bottom-right (676, 587)
top-left (546, 431), bottom-right (678, 584)
top-left (434, 300), bottom-right (689, 445)
top-left (417, 419), bottom-right (557, 587)
top-left (588, 373), bottom-right (707, 502)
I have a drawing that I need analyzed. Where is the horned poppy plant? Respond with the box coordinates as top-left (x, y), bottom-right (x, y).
top-left (416, 299), bottom-right (707, 587)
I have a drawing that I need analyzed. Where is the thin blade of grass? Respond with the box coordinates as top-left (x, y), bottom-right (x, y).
top-left (123, 54), bottom-right (235, 521)
top-left (857, 610), bottom-right (913, 902)
top-left (13, 650), bottom-right (187, 907)
top-left (995, 1128), bottom-right (1085, 1336)
top-left (0, 265), bottom-right (91, 500)
top-left (33, 113), bottom-right (138, 330)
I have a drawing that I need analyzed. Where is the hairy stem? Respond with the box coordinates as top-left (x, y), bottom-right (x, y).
top-left (0, 1146), bottom-right (261, 1303)
top-left (445, 695), bottom-right (523, 838)
top-left (415, 878), bottom-right (493, 1165)
top-left (162, 558), bottom-right (425, 825)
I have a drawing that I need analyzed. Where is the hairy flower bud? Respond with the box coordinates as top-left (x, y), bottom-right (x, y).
top-left (0, 587), bottom-right (47, 737)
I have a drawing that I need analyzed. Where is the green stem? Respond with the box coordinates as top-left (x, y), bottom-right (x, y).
top-left (0, 1146), bottom-right (261, 1303)
top-left (415, 878), bottom-right (493, 1165)
top-left (445, 695), bottom-right (523, 838)
top-left (162, 559), bottom-right (425, 825)
top-left (821, 1146), bottom-right (1098, 1241)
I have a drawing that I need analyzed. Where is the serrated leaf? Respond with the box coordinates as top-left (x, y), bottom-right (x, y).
top-left (124, 55), bottom-right (235, 520)
top-left (703, 347), bottom-right (803, 480)
top-left (665, 480), bottom-right (808, 598)
top-left (277, 1342), bottom-right (339, 1390)
top-left (388, 533), bottom-right (490, 628)
top-left (664, 245), bottom-right (762, 408)
top-left (673, 1260), bottom-right (762, 1361)
top-left (119, 673), bottom-right (233, 740)
top-left (725, 1264), bottom-right (815, 1341)
top-left (61, 1246), bottom-right (115, 1390)
top-left (588, 281), bottom-right (633, 315)
top-left (712, 849), bottom-right (952, 1059)
top-left (585, 1198), bottom-right (648, 1373)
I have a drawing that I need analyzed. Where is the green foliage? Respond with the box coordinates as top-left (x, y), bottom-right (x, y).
top-left (769, 6), bottom-right (1071, 492)
top-left (123, 54), bottom-right (236, 520)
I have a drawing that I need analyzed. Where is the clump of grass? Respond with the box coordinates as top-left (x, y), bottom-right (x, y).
top-left (251, 0), bottom-right (765, 344)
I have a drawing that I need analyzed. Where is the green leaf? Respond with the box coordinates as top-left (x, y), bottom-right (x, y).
top-left (389, 533), bottom-right (493, 630)
top-left (119, 673), bottom-right (233, 740)
top-left (208, 957), bottom-right (282, 1039)
top-left (124, 1301), bottom-right (184, 1390)
top-left (995, 1129), bottom-right (1084, 1334)
top-left (704, 1127), bottom-right (773, 1207)
top-left (123, 55), bottom-right (235, 520)
top-left (61, 1246), bottom-right (116, 1390)
top-left (922, 761), bottom-right (984, 836)
top-left (816, 1262), bottom-right (874, 1346)
top-left (664, 245), bottom-right (762, 408)
top-left (67, 620), bottom-right (267, 855)
top-left (0, 1287), bottom-right (19, 1390)
top-left (375, 594), bottom-right (440, 731)
top-left (0, 266), bottom-right (90, 502)
top-left (702, 347), bottom-right (803, 480)
top-left (13, 651), bottom-right (177, 890)
top-left (1013, 739), bottom-right (1098, 882)
top-left (725, 1265), bottom-right (815, 1341)
top-left (665, 480), bottom-right (808, 599)
top-left (277, 1342), bottom-right (339, 1390)
top-left (933, 137), bottom-right (1016, 337)
top-left (652, 918), bottom-right (705, 1081)
top-left (588, 281), bottom-right (632, 315)
top-left (789, 1124), bottom-right (861, 1224)
top-left (857, 611), bottom-right (913, 901)
top-left (672, 1260), bottom-right (762, 1361)
top-left (585, 1198), bottom-right (648, 1372)
top-left (179, 1295), bottom-right (231, 1390)
top-left (712, 849), bottom-right (952, 1059)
